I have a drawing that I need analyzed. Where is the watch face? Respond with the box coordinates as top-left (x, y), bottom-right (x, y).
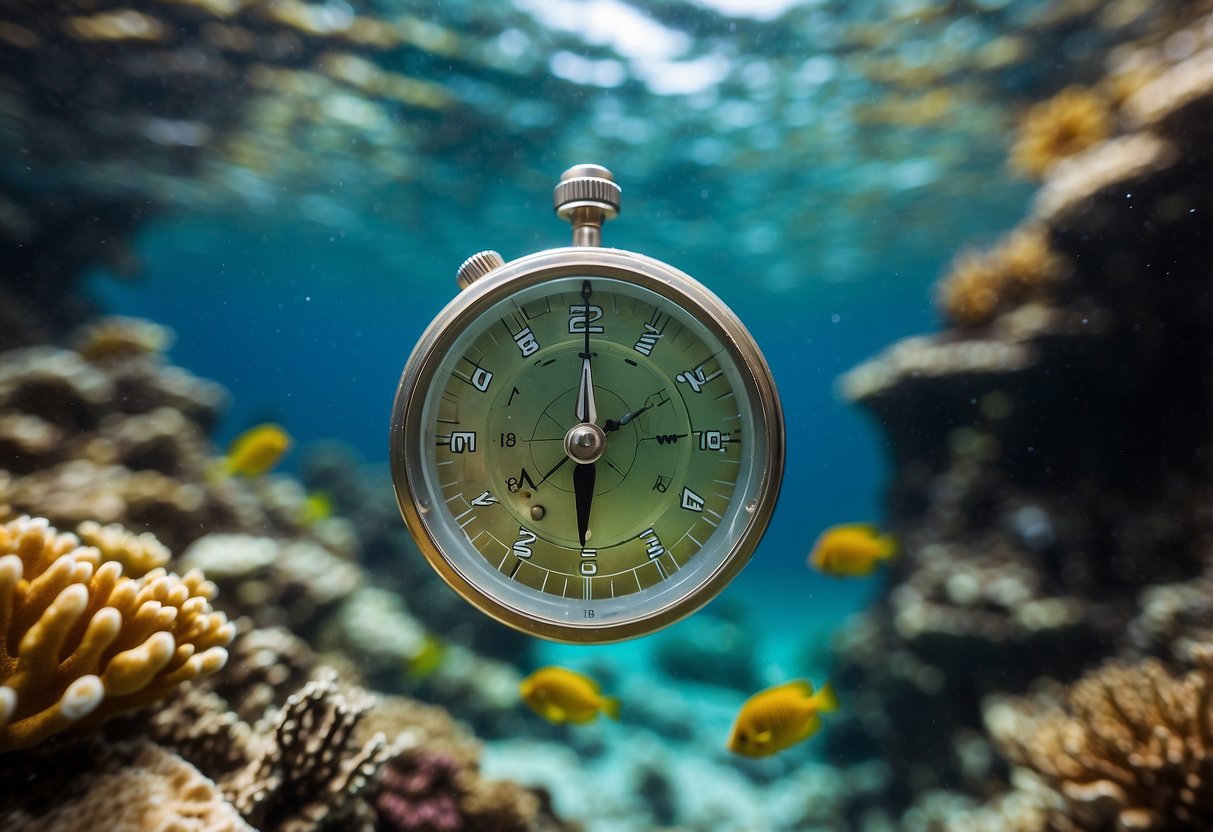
top-left (392, 249), bottom-right (782, 642)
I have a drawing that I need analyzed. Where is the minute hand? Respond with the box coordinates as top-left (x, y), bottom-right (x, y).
top-left (575, 280), bottom-right (597, 425)
top-left (575, 356), bottom-right (597, 425)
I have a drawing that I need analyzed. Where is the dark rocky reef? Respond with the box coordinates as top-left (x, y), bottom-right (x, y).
top-left (826, 11), bottom-right (1213, 828)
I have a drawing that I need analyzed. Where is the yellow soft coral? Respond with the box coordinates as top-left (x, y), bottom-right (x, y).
top-left (1011, 85), bottom-right (1114, 180)
top-left (935, 224), bottom-right (1069, 329)
top-left (0, 515), bottom-right (234, 752)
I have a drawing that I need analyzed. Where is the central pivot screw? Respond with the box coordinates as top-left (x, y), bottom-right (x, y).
top-left (565, 423), bottom-right (606, 464)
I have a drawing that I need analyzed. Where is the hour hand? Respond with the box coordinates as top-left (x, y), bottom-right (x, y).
top-left (604, 402), bottom-right (652, 433)
top-left (572, 460), bottom-right (595, 547)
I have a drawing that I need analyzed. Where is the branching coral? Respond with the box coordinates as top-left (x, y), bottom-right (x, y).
top-left (986, 647), bottom-right (1213, 830)
top-left (0, 515), bottom-right (233, 752)
top-left (1011, 85), bottom-right (1114, 180)
top-left (75, 519), bottom-right (170, 576)
top-left (224, 670), bottom-right (389, 832)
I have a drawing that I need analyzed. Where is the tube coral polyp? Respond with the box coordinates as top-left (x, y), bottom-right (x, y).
top-left (0, 515), bottom-right (234, 752)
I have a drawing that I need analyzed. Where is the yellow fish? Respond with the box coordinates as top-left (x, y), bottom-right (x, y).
top-left (519, 666), bottom-right (621, 725)
top-left (727, 679), bottom-right (839, 758)
top-left (807, 523), bottom-right (897, 577)
top-left (299, 491), bottom-right (334, 525)
top-left (224, 423), bottom-right (293, 478)
top-left (407, 635), bottom-right (444, 679)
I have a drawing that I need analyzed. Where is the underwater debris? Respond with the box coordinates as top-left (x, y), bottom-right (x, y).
top-left (0, 515), bottom-right (233, 752)
top-left (984, 648), bottom-right (1213, 830)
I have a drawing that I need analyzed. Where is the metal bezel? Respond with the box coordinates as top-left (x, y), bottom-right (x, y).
top-left (390, 247), bottom-right (784, 643)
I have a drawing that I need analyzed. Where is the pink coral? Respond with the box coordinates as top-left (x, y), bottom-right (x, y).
top-left (375, 752), bottom-right (464, 832)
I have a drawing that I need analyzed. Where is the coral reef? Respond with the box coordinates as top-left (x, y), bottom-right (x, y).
top-left (0, 326), bottom-right (347, 555)
top-left (363, 695), bottom-right (577, 832)
top-left (0, 515), bottom-right (232, 752)
top-left (181, 533), bottom-right (363, 638)
top-left (983, 648), bottom-right (1213, 831)
top-left (933, 225), bottom-right (1069, 330)
top-left (300, 443), bottom-right (536, 669)
top-left (0, 313), bottom-right (584, 828)
top-left (830, 7), bottom-right (1213, 827)
top-left (225, 671), bottom-right (388, 832)
top-left (2, 738), bottom-right (254, 832)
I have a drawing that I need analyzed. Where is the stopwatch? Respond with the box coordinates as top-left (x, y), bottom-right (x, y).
top-left (390, 164), bottom-right (783, 643)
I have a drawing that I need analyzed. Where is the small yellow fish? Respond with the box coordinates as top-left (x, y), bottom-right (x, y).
top-left (299, 491), bottom-right (334, 525)
top-left (407, 635), bottom-right (444, 679)
top-left (519, 666), bottom-right (621, 725)
top-left (224, 423), bottom-right (293, 478)
top-left (807, 523), bottom-right (897, 577)
top-left (727, 679), bottom-right (839, 758)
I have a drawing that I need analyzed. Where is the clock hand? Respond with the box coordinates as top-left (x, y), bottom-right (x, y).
top-left (536, 455), bottom-right (570, 487)
top-left (572, 459), bottom-right (595, 547)
top-left (575, 281), bottom-right (597, 425)
top-left (603, 403), bottom-right (653, 433)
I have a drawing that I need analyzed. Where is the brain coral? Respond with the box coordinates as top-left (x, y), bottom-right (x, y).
top-left (0, 515), bottom-right (233, 752)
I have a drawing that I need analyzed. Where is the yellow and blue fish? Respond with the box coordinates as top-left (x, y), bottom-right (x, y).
top-left (807, 523), bottom-right (897, 577)
top-left (222, 423), bottom-right (293, 478)
top-left (519, 666), bottom-right (620, 725)
top-left (727, 678), bottom-right (838, 758)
